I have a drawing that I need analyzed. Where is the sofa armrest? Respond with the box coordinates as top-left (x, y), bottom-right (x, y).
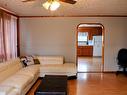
top-left (8, 89), bottom-right (19, 95)
top-left (37, 56), bottom-right (64, 65)
top-left (64, 63), bottom-right (77, 73)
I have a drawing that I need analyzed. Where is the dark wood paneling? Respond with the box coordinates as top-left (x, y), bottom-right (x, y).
top-left (0, 8), bottom-right (18, 17)
top-left (17, 18), bottom-right (20, 56)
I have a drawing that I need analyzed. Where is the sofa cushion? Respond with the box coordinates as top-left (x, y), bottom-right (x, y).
top-left (1, 74), bottom-right (33, 92)
top-left (40, 63), bottom-right (76, 73)
top-left (0, 85), bottom-right (14, 95)
top-left (20, 56), bottom-right (35, 67)
top-left (8, 89), bottom-right (19, 95)
top-left (40, 64), bottom-right (63, 72)
top-left (16, 65), bottom-right (40, 78)
top-left (0, 58), bottom-right (22, 83)
top-left (38, 56), bottom-right (64, 65)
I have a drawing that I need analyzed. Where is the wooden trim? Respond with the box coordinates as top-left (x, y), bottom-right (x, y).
top-left (76, 23), bottom-right (79, 67)
top-left (76, 23), bottom-right (105, 73)
top-left (0, 7), bottom-right (18, 17)
top-left (2, 13), bottom-right (7, 60)
top-left (1, 7), bottom-right (127, 18)
top-left (101, 24), bottom-right (105, 72)
top-left (19, 15), bottom-right (127, 18)
top-left (103, 71), bottom-right (116, 73)
top-left (17, 17), bottom-right (20, 57)
top-left (78, 72), bottom-right (103, 73)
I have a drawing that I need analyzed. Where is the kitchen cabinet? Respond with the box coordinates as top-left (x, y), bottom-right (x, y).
top-left (77, 46), bottom-right (93, 57)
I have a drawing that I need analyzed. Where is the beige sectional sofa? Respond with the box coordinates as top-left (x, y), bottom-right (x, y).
top-left (38, 56), bottom-right (77, 77)
top-left (0, 58), bottom-right (40, 95)
top-left (0, 56), bottom-right (77, 95)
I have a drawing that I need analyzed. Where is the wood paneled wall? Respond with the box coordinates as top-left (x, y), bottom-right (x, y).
top-left (78, 27), bottom-right (102, 40)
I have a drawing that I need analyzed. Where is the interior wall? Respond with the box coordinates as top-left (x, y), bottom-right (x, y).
top-left (19, 17), bottom-right (127, 71)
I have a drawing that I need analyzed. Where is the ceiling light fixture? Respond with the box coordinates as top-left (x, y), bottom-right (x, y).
top-left (42, 0), bottom-right (60, 11)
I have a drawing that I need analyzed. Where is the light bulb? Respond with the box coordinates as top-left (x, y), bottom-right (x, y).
top-left (50, 0), bottom-right (60, 11)
top-left (42, 1), bottom-right (51, 10)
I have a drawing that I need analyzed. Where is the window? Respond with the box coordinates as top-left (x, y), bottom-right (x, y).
top-left (78, 32), bottom-right (88, 46)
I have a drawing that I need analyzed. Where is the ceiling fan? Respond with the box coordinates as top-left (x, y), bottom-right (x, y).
top-left (22, 0), bottom-right (77, 11)
top-left (22, 0), bottom-right (77, 4)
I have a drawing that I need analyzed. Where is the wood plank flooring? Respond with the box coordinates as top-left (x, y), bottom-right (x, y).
top-left (27, 73), bottom-right (127, 95)
top-left (78, 57), bottom-right (102, 72)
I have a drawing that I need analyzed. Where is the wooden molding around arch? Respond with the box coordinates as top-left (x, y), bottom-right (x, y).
top-left (76, 23), bottom-right (105, 72)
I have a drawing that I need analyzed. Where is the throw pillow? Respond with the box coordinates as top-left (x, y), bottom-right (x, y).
top-left (33, 59), bottom-right (40, 64)
top-left (32, 55), bottom-right (40, 64)
top-left (20, 55), bottom-right (40, 67)
top-left (20, 56), bottom-right (27, 67)
top-left (26, 56), bottom-right (34, 66)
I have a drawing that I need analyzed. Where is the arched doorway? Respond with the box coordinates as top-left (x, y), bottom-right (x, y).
top-left (76, 23), bottom-right (105, 72)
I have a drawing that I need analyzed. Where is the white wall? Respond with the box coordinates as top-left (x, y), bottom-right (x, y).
top-left (20, 17), bottom-right (127, 71)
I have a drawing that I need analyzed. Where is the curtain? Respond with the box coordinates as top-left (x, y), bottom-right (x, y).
top-left (0, 12), bottom-right (17, 62)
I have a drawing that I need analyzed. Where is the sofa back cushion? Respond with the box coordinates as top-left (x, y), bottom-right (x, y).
top-left (37, 56), bottom-right (64, 65)
top-left (0, 58), bottom-right (22, 83)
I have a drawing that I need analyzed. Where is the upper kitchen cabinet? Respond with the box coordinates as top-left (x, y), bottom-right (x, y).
top-left (78, 27), bottom-right (102, 40)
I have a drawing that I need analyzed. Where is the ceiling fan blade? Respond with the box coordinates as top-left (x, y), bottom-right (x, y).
top-left (21, 0), bottom-right (35, 2)
top-left (60, 0), bottom-right (77, 4)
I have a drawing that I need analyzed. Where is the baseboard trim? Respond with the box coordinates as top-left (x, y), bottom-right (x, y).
top-left (103, 71), bottom-right (116, 73)
top-left (78, 71), bottom-right (103, 73)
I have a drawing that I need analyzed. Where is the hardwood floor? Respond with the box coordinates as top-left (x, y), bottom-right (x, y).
top-left (27, 73), bottom-right (127, 95)
top-left (78, 57), bottom-right (102, 72)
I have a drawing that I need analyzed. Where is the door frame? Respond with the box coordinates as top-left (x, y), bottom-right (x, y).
top-left (76, 23), bottom-right (105, 72)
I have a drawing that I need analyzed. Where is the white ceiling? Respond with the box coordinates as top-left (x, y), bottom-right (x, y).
top-left (0, 0), bottom-right (127, 16)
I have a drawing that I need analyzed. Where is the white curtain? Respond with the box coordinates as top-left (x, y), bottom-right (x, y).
top-left (0, 12), bottom-right (17, 62)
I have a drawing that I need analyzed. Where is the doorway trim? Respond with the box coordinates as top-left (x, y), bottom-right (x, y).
top-left (76, 23), bottom-right (105, 73)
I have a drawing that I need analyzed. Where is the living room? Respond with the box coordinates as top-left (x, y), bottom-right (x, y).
top-left (0, 0), bottom-right (127, 95)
